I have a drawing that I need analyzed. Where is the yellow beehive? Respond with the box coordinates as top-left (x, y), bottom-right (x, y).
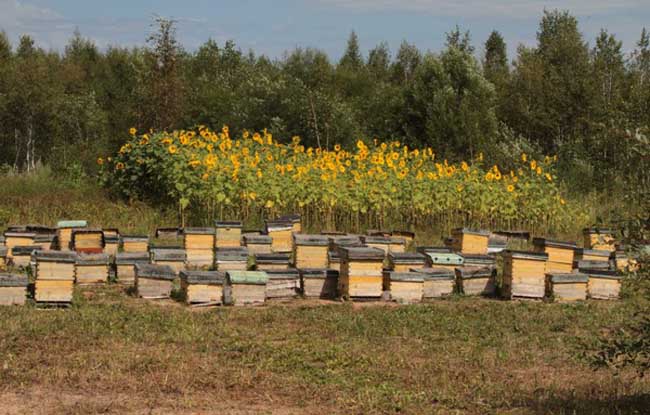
top-left (135, 263), bottom-right (176, 299)
top-left (455, 267), bottom-right (496, 296)
top-left (121, 235), bottom-right (150, 253)
top-left (75, 254), bottom-right (110, 285)
top-left (328, 235), bottom-right (363, 252)
top-left (254, 253), bottom-right (291, 271)
top-left (533, 238), bottom-right (577, 274)
top-left (215, 221), bottom-right (243, 248)
top-left (293, 234), bottom-right (329, 269)
top-left (450, 228), bottom-right (490, 255)
top-left (0, 247), bottom-right (7, 271)
top-left (33, 251), bottom-right (77, 304)
top-left (411, 268), bottom-right (456, 298)
top-left (391, 230), bottom-right (415, 246)
top-left (115, 252), bottom-right (150, 285)
top-left (583, 227), bottom-right (616, 251)
top-left (265, 220), bottom-right (293, 253)
top-left (215, 247), bottom-right (249, 271)
top-left (3, 231), bottom-right (36, 258)
top-left (361, 236), bottom-right (391, 256)
top-left (328, 250), bottom-right (341, 273)
top-left (183, 228), bottom-right (215, 268)
top-left (56, 220), bottom-right (88, 251)
top-left (574, 248), bottom-right (611, 265)
top-left (72, 229), bottom-right (105, 254)
top-left (501, 250), bottom-right (548, 300)
top-left (150, 248), bottom-right (186, 275)
top-left (581, 269), bottom-right (622, 300)
top-left (11, 246), bottom-right (41, 268)
top-left (33, 234), bottom-right (55, 251)
top-left (387, 252), bottom-right (426, 272)
top-left (384, 271), bottom-right (423, 304)
top-left (299, 268), bottom-right (338, 299)
top-left (0, 273), bottom-right (28, 305)
top-left (610, 250), bottom-right (638, 272)
top-left (242, 234), bottom-right (273, 254)
top-left (180, 270), bottom-right (225, 305)
top-left (338, 247), bottom-right (385, 299)
top-left (546, 273), bottom-right (588, 302)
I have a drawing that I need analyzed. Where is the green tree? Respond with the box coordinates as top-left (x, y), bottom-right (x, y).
top-left (338, 31), bottom-right (363, 71)
top-left (391, 41), bottom-right (421, 85)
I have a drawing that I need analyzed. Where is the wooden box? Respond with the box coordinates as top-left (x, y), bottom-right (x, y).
top-left (75, 254), bottom-right (110, 285)
top-left (11, 245), bottom-right (41, 268)
top-left (384, 271), bottom-right (423, 304)
top-left (328, 250), bottom-right (341, 273)
top-left (265, 220), bottom-right (293, 253)
top-left (422, 249), bottom-right (464, 272)
top-left (455, 267), bottom-right (496, 297)
top-left (583, 227), bottom-right (615, 251)
top-left (180, 270), bottom-right (225, 305)
top-left (411, 268), bottom-right (456, 298)
top-left (389, 237), bottom-right (406, 253)
top-left (150, 248), bottom-right (186, 274)
top-left (121, 235), bottom-right (150, 253)
top-left (387, 252), bottom-right (426, 272)
top-left (391, 230), bottom-right (415, 245)
top-left (72, 229), bottom-right (105, 254)
top-left (156, 227), bottom-right (181, 240)
top-left (533, 238), bottom-right (577, 274)
top-left (242, 234), bottom-right (273, 254)
top-left (546, 272), bottom-right (588, 302)
top-left (574, 248), bottom-right (611, 264)
top-left (580, 268), bottom-right (621, 300)
top-left (184, 228), bottom-right (215, 268)
top-left (56, 220), bottom-right (88, 251)
top-left (293, 234), bottom-right (329, 269)
top-left (0, 246), bottom-right (7, 271)
top-left (254, 253), bottom-right (291, 271)
top-left (265, 269), bottom-right (300, 299)
top-left (215, 247), bottom-right (249, 271)
top-left (338, 247), bottom-right (385, 299)
top-left (33, 234), bottom-right (55, 251)
top-left (300, 268), bottom-right (338, 299)
top-left (451, 228), bottom-right (490, 255)
top-left (575, 260), bottom-right (611, 271)
top-left (501, 250), bottom-right (548, 300)
top-left (215, 221), bottom-right (243, 248)
top-left (135, 263), bottom-right (176, 299)
top-left (360, 236), bottom-right (391, 255)
top-left (115, 252), bottom-right (150, 285)
top-left (226, 270), bottom-right (268, 306)
top-left (35, 280), bottom-right (74, 303)
top-left (34, 251), bottom-right (77, 303)
top-left (278, 214), bottom-right (302, 233)
top-left (328, 235), bottom-right (363, 251)
top-left (610, 250), bottom-right (638, 272)
top-left (461, 254), bottom-right (497, 270)
top-left (3, 231), bottom-right (36, 258)
top-left (0, 273), bottom-right (28, 305)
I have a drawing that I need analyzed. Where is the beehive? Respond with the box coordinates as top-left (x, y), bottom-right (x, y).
top-left (411, 267), bottom-right (456, 298)
top-left (11, 245), bottom-right (41, 268)
top-left (3, 231), bottom-right (36, 258)
top-left (0, 247), bottom-right (7, 271)
top-left (215, 247), bottom-right (249, 271)
top-left (254, 253), bottom-right (291, 270)
top-left (0, 273), bottom-right (28, 305)
top-left (242, 234), bottom-right (272, 254)
top-left (583, 227), bottom-right (616, 251)
top-left (226, 270), bottom-right (268, 306)
top-left (389, 237), bottom-right (406, 253)
top-left (183, 228), bottom-right (215, 268)
top-left (462, 254), bottom-right (497, 270)
top-left (278, 214), bottom-right (302, 233)
top-left (180, 270), bottom-right (225, 305)
top-left (150, 248), bottom-right (186, 274)
top-left (338, 247), bottom-right (385, 299)
top-left (450, 228), bottom-right (490, 255)
top-left (72, 229), bottom-right (105, 254)
top-left (581, 269), bottom-right (622, 300)
top-left (384, 271), bottom-right (423, 303)
top-left (115, 252), bottom-right (150, 285)
top-left (0, 235), bottom-right (4, 246)
top-left (487, 233), bottom-right (508, 254)
top-left (33, 251), bottom-right (77, 303)
top-left (103, 229), bottom-right (120, 257)
top-left (265, 220), bottom-right (293, 253)
top-left (366, 229), bottom-right (391, 237)
top-left (156, 227), bottom-right (181, 240)
top-left (121, 235), bottom-right (150, 253)
top-left (215, 221), bottom-right (243, 248)
top-left (422, 249), bottom-right (463, 271)
top-left (135, 263), bottom-right (176, 299)
top-left (300, 268), bottom-right (338, 299)
top-left (501, 250), bottom-right (548, 300)
top-left (574, 248), bottom-right (611, 264)
top-left (56, 220), bottom-right (88, 251)
top-left (575, 260), bottom-right (611, 271)
top-left (293, 234), bottom-right (329, 269)
top-left (391, 230), bottom-right (415, 246)
top-left (361, 236), bottom-right (391, 255)
top-left (533, 238), bottom-right (577, 274)
top-left (328, 250), bottom-right (341, 272)
top-left (546, 273), bottom-right (588, 302)
top-left (266, 269), bottom-right (300, 299)
top-left (321, 230), bottom-right (346, 237)
top-left (328, 235), bottom-right (362, 251)
top-left (34, 234), bottom-right (55, 251)
top-left (26, 225), bottom-right (56, 235)
top-left (387, 252), bottom-right (426, 272)
top-left (455, 267), bottom-right (496, 296)
top-left (75, 254), bottom-right (110, 285)
top-left (610, 250), bottom-right (638, 272)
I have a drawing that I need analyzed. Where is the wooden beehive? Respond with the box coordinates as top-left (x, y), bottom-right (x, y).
top-left (366, 229), bottom-right (392, 237)
top-left (266, 269), bottom-right (300, 299)
top-left (115, 252), bottom-right (150, 285)
top-left (450, 228), bottom-right (490, 255)
top-left (150, 248), bottom-right (186, 274)
top-left (121, 235), bottom-right (150, 253)
top-left (338, 247), bottom-right (385, 299)
top-left (501, 250), bottom-right (548, 300)
top-left (72, 229), bottom-right (105, 254)
top-left (215, 247), bottom-right (249, 271)
top-left (328, 235), bottom-right (363, 251)
top-left (583, 227), bottom-right (616, 251)
top-left (33, 234), bottom-right (55, 251)
top-left (300, 268), bottom-right (338, 299)
top-left (0, 273), bottom-right (28, 305)
top-left (574, 248), bottom-right (611, 264)
top-left (610, 250), bottom-right (638, 272)
top-left (575, 260), bottom-right (611, 271)
top-left (56, 220), bottom-right (88, 251)
top-left (226, 270), bottom-right (268, 306)
top-left (455, 267), bottom-right (496, 297)
top-left (421, 249), bottom-right (464, 272)
top-left (580, 268), bottom-right (621, 300)
top-left (411, 267), bottom-right (456, 298)
top-left (33, 251), bottom-right (77, 303)
top-left (328, 250), bottom-right (341, 273)
top-left (384, 271), bottom-right (423, 304)
top-left (293, 234), bottom-right (329, 269)
top-left (180, 270), bottom-right (225, 305)
top-left (462, 254), bottom-right (497, 270)
top-left (254, 253), bottom-right (291, 271)
top-left (0, 246), bottom-right (7, 271)
top-left (215, 221), bottom-right (243, 248)
top-left (183, 228), bottom-right (215, 268)
top-left (265, 220), bottom-right (293, 253)
top-left (11, 245), bottom-right (41, 268)
top-left (242, 234), bottom-right (273, 255)
top-left (533, 238), bottom-right (577, 274)
top-left (389, 237), bottom-right (406, 253)
top-left (75, 253), bottom-right (110, 285)
top-left (278, 214), bottom-right (302, 233)
top-left (546, 272), bottom-right (588, 302)
top-left (3, 231), bottom-right (36, 258)
top-left (391, 230), bottom-right (415, 246)
top-left (361, 236), bottom-right (391, 256)
top-left (135, 263), bottom-right (176, 299)
top-left (103, 231), bottom-right (120, 257)
top-left (156, 227), bottom-right (181, 240)
top-left (387, 252), bottom-right (426, 272)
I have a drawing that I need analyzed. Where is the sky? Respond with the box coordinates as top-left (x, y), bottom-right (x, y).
top-left (1, 0), bottom-right (649, 61)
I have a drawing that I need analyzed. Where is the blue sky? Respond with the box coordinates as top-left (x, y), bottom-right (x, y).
top-left (1, 0), bottom-right (649, 61)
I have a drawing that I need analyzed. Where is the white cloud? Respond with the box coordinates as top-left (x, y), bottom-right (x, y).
top-left (0, 0), bottom-right (61, 28)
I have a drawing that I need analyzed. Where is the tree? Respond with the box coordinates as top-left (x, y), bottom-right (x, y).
top-left (591, 29), bottom-right (625, 121)
top-left (0, 31), bottom-right (11, 61)
top-left (367, 42), bottom-right (391, 80)
top-left (338, 31), bottom-right (363, 71)
top-left (446, 25), bottom-right (474, 54)
top-left (391, 40), bottom-right (421, 85)
top-left (629, 28), bottom-right (650, 126)
top-left (483, 30), bottom-right (508, 85)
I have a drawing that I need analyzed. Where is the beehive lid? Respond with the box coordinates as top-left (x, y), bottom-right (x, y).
top-left (76, 253), bottom-right (110, 265)
top-left (392, 230), bottom-right (415, 239)
top-left (388, 271), bottom-right (424, 282)
top-left (501, 250), bottom-right (548, 261)
top-left (339, 246), bottom-right (385, 260)
top-left (417, 246), bottom-right (452, 255)
top-left (255, 253), bottom-right (290, 263)
top-left (411, 267), bottom-right (455, 280)
top-left (104, 235), bottom-right (120, 243)
top-left (121, 235), bottom-right (149, 242)
top-left (12, 245), bottom-right (42, 256)
top-left (366, 229), bottom-right (391, 237)
top-left (583, 227), bottom-right (615, 234)
top-left (103, 228), bottom-right (120, 235)
top-left (57, 220), bottom-right (88, 229)
top-left (294, 234), bottom-right (328, 246)
top-left (180, 270), bottom-right (225, 285)
top-left (3, 231), bottom-right (36, 238)
top-left (321, 230), bottom-right (346, 236)
top-left (135, 263), bottom-right (176, 280)
top-left (0, 246), bottom-right (7, 257)
top-left (115, 252), bottom-right (150, 264)
top-left (265, 269), bottom-right (300, 280)
top-left (361, 235), bottom-right (391, 245)
top-left (34, 250), bottom-right (77, 263)
top-left (0, 273), bottom-right (28, 287)
top-left (575, 248), bottom-right (611, 258)
top-left (278, 214), bottom-right (301, 223)
top-left (6, 225), bottom-right (28, 232)
top-left (183, 227), bottom-right (215, 235)
top-left (390, 237), bottom-right (406, 246)
top-left (329, 235), bottom-right (363, 247)
top-left (243, 234), bottom-right (272, 244)
top-left (452, 228), bottom-right (490, 236)
top-left (34, 234), bottom-right (55, 243)
top-left (494, 230), bottom-right (531, 240)
top-left (548, 272), bottom-right (588, 284)
top-left (155, 227), bottom-right (180, 238)
top-left (265, 220), bottom-right (292, 231)
top-left (26, 225), bottom-right (57, 234)
top-left (575, 260), bottom-right (610, 270)
top-left (299, 268), bottom-right (338, 279)
top-left (151, 249), bottom-right (186, 261)
top-left (533, 238), bottom-right (577, 250)
top-left (227, 270), bottom-right (268, 285)
top-left (216, 247), bottom-right (249, 260)
top-left (388, 252), bottom-right (426, 263)
top-left (578, 269), bottom-right (621, 280)
top-left (425, 252), bottom-right (464, 265)
top-left (215, 220), bottom-right (243, 228)
top-left (456, 266), bottom-right (494, 279)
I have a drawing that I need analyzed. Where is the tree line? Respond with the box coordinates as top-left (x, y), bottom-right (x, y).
top-left (0, 10), bottom-right (648, 194)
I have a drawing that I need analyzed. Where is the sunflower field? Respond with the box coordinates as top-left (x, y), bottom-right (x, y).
top-left (98, 126), bottom-right (580, 234)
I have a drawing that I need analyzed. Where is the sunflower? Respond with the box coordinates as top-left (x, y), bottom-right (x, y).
top-left (96, 157), bottom-right (104, 165)
top-left (334, 144), bottom-right (341, 151)
top-left (507, 185), bottom-right (515, 192)
top-left (129, 127), bottom-right (137, 136)
top-left (115, 162), bottom-right (125, 170)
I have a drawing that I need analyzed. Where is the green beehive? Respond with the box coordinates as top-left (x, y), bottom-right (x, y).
top-left (226, 270), bottom-right (268, 306)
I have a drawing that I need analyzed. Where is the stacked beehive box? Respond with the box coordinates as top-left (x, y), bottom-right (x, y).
top-left (215, 221), bottom-right (243, 248)
top-left (388, 237), bottom-right (406, 253)
top-left (455, 267), bottom-right (496, 296)
top-left (462, 254), bottom-right (497, 270)
top-left (546, 273), bottom-right (588, 302)
top-left (412, 268), bottom-right (456, 298)
top-left (574, 248), bottom-right (611, 266)
top-left (391, 230), bottom-right (415, 246)
top-left (610, 249), bottom-right (637, 272)
top-left (583, 227), bottom-right (616, 251)
top-left (328, 250), bottom-right (341, 273)
top-left (184, 228), bottom-right (215, 268)
top-left (266, 269), bottom-right (300, 299)
top-left (156, 227), bottom-right (181, 241)
top-left (265, 220), bottom-right (293, 253)
top-left (135, 263), bottom-right (176, 299)
top-left (278, 214), bottom-right (302, 233)
top-left (328, 235), bottom-right (362, 251)
top-left (150, 248), bottom-right (186, 274)
top-left (384, 271), bottom-right (423, 303)
top-left (338, 247), bottom-right (385, 299)
top-left (33, 251), bottom-right (77, 304)
top-left (215, 247), bottom-right (249, 271)
top-left (121, 235), bottom-right (149, 253)
top-left (56, 220), bottom-right (88, 251)
top-left (11, 246), bottom-right (41, 268)
top-left (243, 234), bottom-right (272, 254)
top-left (226, 270), bottom-right (268, 306)
top-left (0, 273), bottom-right (28, 305)
top-left (533, 238), bottom-right (577, 274)
top-left (254, 253), bottom-right (291, 270)
top-left (0, 246), bottom-right (7, 270)
top-left (450, 228), bottom-right (490, 255)
top-left (103, 229), bottom-right (120, 256)
top-left (72, 229), bottom-right (105, 254)
top-left (33, 234), bottom-right (54, 251)
top-left (361, 236), bottom-right (392, 255)
top-left (293, 234), bottom-right (329, 269)
top-left (501, 250), bottom-right (548, 300)
top-left (387, 252), bottom-right (426, 272)
top-left (3, 230), bottom-right (36, 258)
top-left (419, 248), bottom-right (464, 271)
top-left (576, 260), bottom-right (611, 271)
top-left (580, 267), bottom-right (622, 300)
top-left (180, 270), bottom-right (225, 305)
top-left (115, 252), bottom-right (150, 285)
top-left (300, 268), bottom-right (338, 299)
top-left (75, 254), bottom-right (110, 285)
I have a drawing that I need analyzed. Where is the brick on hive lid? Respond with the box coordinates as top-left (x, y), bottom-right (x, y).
top-left (264, 220), bottom-right (293, 253)
top-left (254, 252), bottom-right (291, 271)
top-left (115, 252), bottom-right (150, 285)
top-left (215, 220), bottom-right (243, 248)
top-left (385, 271), bottom-right (424, 304)
top-left (226, 270), bottom-right (268, 306)
top-left (533, 238), bottom-right (577, 273)
top-left (500, 250), bottom-right (548, 300)
top-left (299, 268), bottom-right (338, 299)
top-left (75, 253), bottom-right (110, 285)
top-left (180, 270), bottom-right (226, 305)
top-left (387, 252), bottom-right (426, 272)
top-left (265, 269), bottom-right (300, 299)
top-left (338, 246), bottom-right (385, 299)
top-left (546, 272), bottom-right (588, 302)
top-left (455, 266), bottom-right (496, 297)
top-left (0, 273), bottom-right (28, 305)
top-left (242, 234), bottom-right (272, 254)
top-left (411, 267), bottom-right (456, 298)
top-left (135, 263), bottom-right (176, 299)
top-left (293, 234), bottom-right (329, 269)
top-left (450, 228), bottom-right (490, 255)
top-left (579, 268), bottom-right (622, 300)
top-left (215, 247), bottom-right (249, 271)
